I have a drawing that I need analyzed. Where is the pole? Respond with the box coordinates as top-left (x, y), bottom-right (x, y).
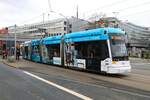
top-left (43, 13), bottom-right (45, 23)
top-left (14, 25), bottom-right (16, 60)
top-left (6, 29), bottom-right (8, 59)
top-left (77, 5), bottom-right (78, 19)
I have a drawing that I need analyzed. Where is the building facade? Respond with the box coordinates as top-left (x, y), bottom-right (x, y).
top-left (0, 28), bottom-right (8, 54)
top-left (8, 17), bottom-right (89, 38)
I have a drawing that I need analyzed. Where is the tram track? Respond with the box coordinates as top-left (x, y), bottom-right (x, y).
top-left (20, 68), bottom-right (150, 97)
top-left (22, 63), bottom-right (150, 92)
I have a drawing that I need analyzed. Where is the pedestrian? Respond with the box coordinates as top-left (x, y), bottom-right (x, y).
top-left (16, 48), bottom-right (20, 60)
top-left (2, 50), bottom-right (5, 59)
top-left (5, 49), bottom-right (8, 59)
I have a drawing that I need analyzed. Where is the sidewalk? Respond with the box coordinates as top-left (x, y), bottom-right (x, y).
top-left (2, 59), bottom-right (31, 69)
top-left (2, 58), bottom-right (46, 70)
top-left (129, 57), bottom-right (150, 63)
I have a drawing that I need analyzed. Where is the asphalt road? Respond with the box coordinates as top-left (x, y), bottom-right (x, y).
top-left (0, 63), bottom-right (85, 100)
top-left (0, 62), bottom-right (150, 100)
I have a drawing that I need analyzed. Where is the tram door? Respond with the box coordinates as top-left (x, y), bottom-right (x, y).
top-left (24, 46), bottom-right (28, 59)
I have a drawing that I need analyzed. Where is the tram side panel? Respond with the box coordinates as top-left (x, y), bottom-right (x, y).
top-left (40, 44), bottom-right (49, 64)
top-left (31, 45), bottom-right (41, 62)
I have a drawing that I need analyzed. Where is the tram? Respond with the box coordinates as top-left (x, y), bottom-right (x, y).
top-left (22, 28), bottom-right (131, 74)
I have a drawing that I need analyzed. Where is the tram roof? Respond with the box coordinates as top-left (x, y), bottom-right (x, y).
top-left (23, 40), bottom-right (31, 46)
top-left (31, 39), bottom-right (40, 46)
top-left (64, 28), bottom-right (124, 39)
top-left (64, 28), bottom-right (124, 43)
top-left (43, 35), bottom-right (62, 45)
top-left (24, 40), bottom-right (31, 44)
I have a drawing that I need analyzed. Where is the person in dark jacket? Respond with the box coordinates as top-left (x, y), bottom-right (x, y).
top-left (16, 48), bottom-right (20, 60)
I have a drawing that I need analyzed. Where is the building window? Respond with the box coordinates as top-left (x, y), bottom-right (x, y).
top-left (64, 27), bottom-right (66, 31)
top-left (69, 24), bottom-right (72, 28)
top-left (69, 30), bottom-right (72, 33)
top-left (64, 21), bottom-right (67, 25)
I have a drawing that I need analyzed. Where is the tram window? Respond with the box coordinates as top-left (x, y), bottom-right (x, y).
top-left (64, 21), bottom-right (67, 25)
top-left (64, 27), bottom-right (66, 31)
top-left (69, 30), bottom-right (72, 33)
top-left (32, 45), bottom-right (40, 56)
top-left (25, 46), bottom-right (28, 56)
top-left (69, 24), bottom-right (72, 28)
top-left (46, 44), bottom-right (60, 60)
top-left (75, 40), bottom-right (109, 60)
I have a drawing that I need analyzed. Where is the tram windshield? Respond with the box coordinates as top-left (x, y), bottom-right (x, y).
top-left (109, 34), bottom-right (128, 59)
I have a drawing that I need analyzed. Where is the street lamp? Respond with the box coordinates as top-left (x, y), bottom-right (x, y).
top-left (14, 24), bottom-right (17, 60)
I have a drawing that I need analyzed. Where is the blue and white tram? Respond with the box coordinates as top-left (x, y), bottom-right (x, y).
top-left (22, 28), bottom-right (131, 74)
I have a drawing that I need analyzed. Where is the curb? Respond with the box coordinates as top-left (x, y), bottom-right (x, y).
top-left (2, 61), bottom-right (19, 69)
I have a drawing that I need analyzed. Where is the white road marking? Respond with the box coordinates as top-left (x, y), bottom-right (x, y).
top-left (23, 71), bottom-right (93, 100)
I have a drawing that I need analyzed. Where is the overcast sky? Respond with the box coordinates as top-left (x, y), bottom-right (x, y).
top-left (0, 0), bottom-right (150, 28)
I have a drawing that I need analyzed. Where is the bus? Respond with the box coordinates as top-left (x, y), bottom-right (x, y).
top-left (22, 28), bottom-right (131, 74)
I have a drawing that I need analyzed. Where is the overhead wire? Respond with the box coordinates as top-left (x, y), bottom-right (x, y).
top-left (120, 9), bottom-right (150, 17)
top-left (82, 0), bottom-right (150, 20)
top-left (82, 0), bottom-right (129, 14)
top-left (15, 0), bottom-right (150, 26)
top-left (117, 1), bottom-right (150, 12)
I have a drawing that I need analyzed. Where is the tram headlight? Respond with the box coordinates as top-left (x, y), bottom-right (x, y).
top-left (112, 61), bottom-right (117, 64)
